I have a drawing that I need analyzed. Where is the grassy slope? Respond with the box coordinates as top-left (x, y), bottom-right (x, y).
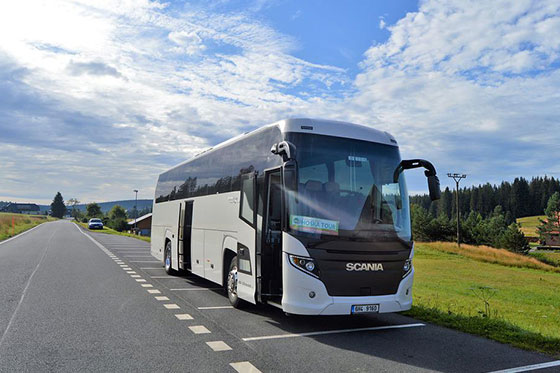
top-left (76, 222), bottom-right (150, 243)
top-left (0, 212), bottom-right (56, 241)
top-left (517, 215), bottom-right (545, 238)
top-left (406, 242), bottom-right (560, 355)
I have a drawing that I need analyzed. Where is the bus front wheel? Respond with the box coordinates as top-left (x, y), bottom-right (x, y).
top-left (227, 257), bottom-right (242, 308)
top-left (164, 241), bottom-right (176, 275)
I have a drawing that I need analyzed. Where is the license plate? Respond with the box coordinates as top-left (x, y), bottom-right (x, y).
top-left (351, 304), bottom-right (379, 314)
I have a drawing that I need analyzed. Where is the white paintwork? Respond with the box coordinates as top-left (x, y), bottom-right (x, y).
top-left (175, 313), bottom-right (193, 320)
top-left (206, 341), bottom-right (232, 352)
top-left (189, 325), bottom-right (211, 334)
top-left (151, 118), bottom-right (412, 315)
top-left (163, 304), bottom-right (180, 309)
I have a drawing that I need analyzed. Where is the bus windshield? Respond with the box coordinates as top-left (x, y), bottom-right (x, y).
top-left (285, 132), bottom-right (411, 242)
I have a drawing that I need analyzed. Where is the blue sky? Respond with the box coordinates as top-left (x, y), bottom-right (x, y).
top-left (0, 0), bottom-right (559, 204)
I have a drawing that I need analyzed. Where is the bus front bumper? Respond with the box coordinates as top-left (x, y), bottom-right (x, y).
top-left (281, 252), bottom-right (414, 315)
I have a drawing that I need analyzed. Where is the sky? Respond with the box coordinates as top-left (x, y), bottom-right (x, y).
top-left (0, 0), bottom-right (559, 204)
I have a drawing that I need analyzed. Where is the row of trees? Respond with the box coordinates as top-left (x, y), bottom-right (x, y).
top-left (411, 205), bottom-right (530, 253)
top-left (411, 176), bottom-right (560, 222)
top-left (77, 203), bottom-right (130, 231)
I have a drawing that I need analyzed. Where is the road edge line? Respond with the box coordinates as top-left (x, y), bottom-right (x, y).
top-left (486, 360), bottom-right (560, 373)
top-left (0, 222), bottom-right (45, 246)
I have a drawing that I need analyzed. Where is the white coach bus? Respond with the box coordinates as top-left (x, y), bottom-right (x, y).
top-left (151, 118), bottom-right (440, 315)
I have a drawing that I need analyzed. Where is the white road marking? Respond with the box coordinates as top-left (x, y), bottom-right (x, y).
top-left (150, 276), bottom-right (177, 279)
top-left (122, 267), bottom-right (132, 271)
top-left (164, 304), bottom-right (180, 309)
top-left (242, 323), bottom-right (426, 341)
top-left (123, 255), bottom-right (153, 257)
top-left (170, 288), bottom-right (222, 291)
top-left (130, 260), bottom-right (159, 263)
top-left (135, 279), bottom-right (146, 282)
top-left (198, 306), bottom-right (234, 310)
top-left (140, 267), bottom-right (162, 269)
top-left (130, 275), bottom-right (141, 278)
top-left (487, 360), bottom-right (560, 373)
top-left (206, 341), bottom-right (232, 352)
top-left (147, 289), bottom-right (161, 294)
top-left (230, 362), bottom-right (261, 373)
top-left (126, 271), bottom-right (136, 274)
top-left (189, 325), bottom-right (211, 334)
top-left (155, 296), bottom-right (170, 301)
top-left (141, 284), bottom-right (153, 288)
top-left (175, 314), bottom-right (193, 320)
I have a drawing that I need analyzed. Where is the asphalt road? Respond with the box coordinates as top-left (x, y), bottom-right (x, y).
top-left (0, 220), bottom-right (558, 372)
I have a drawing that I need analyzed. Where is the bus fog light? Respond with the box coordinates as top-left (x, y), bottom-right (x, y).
top-left (309, 291), bottom-right (316, 298)
top-left (305, 261), bottom-right (315, 271)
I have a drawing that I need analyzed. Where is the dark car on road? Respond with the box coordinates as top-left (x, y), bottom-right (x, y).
top-left (88, 218), bottom-right (104, 230)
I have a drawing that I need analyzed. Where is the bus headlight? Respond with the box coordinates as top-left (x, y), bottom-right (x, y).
top-left (403, 259), bottom-right (412, 278)
top-left (289, 254), bottom-right (319, 278)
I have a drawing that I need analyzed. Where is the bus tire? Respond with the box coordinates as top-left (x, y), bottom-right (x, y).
top-left (227, 256), bottom-right (242, 308)
top-left (164, 240), bottom-right (176, 275)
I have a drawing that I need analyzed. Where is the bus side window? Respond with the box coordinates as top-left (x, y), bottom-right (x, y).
top-left (240, 176), bottom-right (255, 226)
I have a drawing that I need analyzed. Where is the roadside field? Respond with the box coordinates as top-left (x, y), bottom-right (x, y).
top-left (530, 250), bottom-right (560, 267)
top-left (517, 215), bottom-right (545, 238)
top-left (0, 212), bottom-right (55, 241)
top-left (407, 242), bottom-right (560, 355)
top-left (76, 221), bottom-right (150, 242)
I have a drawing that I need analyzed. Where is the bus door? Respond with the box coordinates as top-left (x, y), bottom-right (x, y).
top-left (261, 168), bottom-right (283, 300)
top-left (178, 200), bottom-right (193, 271)
top-left (236, 172), bottom-right (257, 304)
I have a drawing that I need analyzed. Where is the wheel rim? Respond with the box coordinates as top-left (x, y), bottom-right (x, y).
top-left (228, 265), bottom-right (238, 299)
top-left (165, 245), bottom-right (171, 271)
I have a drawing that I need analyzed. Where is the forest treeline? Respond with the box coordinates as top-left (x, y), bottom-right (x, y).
top-left (411, 176), bottom-right (560, 224)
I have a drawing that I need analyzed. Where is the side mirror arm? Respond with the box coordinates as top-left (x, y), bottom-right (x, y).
top-left (394, 159), bottom-right (441, 201)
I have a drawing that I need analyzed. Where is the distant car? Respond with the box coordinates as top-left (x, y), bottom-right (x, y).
top-left (88, 218), bottom-right (104, 230)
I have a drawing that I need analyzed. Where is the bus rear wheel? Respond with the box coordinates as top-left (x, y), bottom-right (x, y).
top-left (227, 257), bottom-right (242, 308)
top-left (164, 241), bottom-right (176, 275)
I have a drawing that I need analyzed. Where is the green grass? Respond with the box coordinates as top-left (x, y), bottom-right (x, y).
top-left (517, 215), bottom-right (545, 238)
top-left (0, 212), bottom-right (56, 241)
top-left (407, 242), bottom-right (560, 355)
top-left (77, 221), bottom-right (151, 242)
top-left (530, 251), bottom-right (560, 267)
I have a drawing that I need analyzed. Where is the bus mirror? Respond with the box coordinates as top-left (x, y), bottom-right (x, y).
top-left (271, 141), bottom-right (296, 162)
top-left (427, 174), bottom-right (441, 201)
top-left (283, 160), bottom-right (298, 194)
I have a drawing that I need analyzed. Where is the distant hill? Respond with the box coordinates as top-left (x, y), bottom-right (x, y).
top-left (38, 199), bottom-right (153, 213)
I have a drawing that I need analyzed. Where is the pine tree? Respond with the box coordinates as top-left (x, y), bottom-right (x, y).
top-left (538, 192), bottom-right (560, 245)
top-left (500, 223), bottom-right (529, 254)
top-left (50, 192), bottom-right (66, 218)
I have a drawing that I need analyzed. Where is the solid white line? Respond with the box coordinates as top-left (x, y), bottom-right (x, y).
top-left (230, 362), bottom-right (261, 373)
top-left (242, 323), bottom-right (425, 342)
top-left (206, 341), bottom-right (232, 351)
top-left (164, 304), bottom-right (180, 309)
top-left (170, 288), bottom-right (222, 291)
top-left (0, 228), bottom-right (57, 347)
top-left (189, 325), bottom-right (211, 334)
top-left (0, 222), bottom-right (43, 246)
top-left (487, 360), bottom-right (560, 373)
top-left (198, 306), bottom-right (234, 310)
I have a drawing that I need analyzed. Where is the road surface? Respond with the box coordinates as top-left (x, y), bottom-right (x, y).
top-left (0, 220), bottom-right (558, 372)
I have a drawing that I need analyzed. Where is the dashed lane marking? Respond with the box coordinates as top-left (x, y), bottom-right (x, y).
top-left (130, 275), bottom-right (141, 278)
top-left (175, 314), bottom-right (193, 320)
top-left (122, 267), bottom-right (132, 271)
top-left (487, 360), bottom-right (560, 373)
top-left (140, 267), bottom-right (162, 269)
top-left (164, 304), bottom-right (180, 309)
top-left (189, 325), bottom-right (211, 334)
top-left (126, 271), bottom-right (136, 274)
top-left (130, 260), bottom-right (159, 263)
top-left (206, 341), bottom-right (232, 352)
top-left (242, 323), bottom-right (426, 341)
top-left (150, 276), bottom-right (179, 279)
top-left (198, 306), bottom-right (233, 310)
top-left (170, 288), bottom-right (223, 291)
top-left (141, 284), bottom-right (153, 288)
top-left (230, 362), bottom-right (261, 373)
top-left (147, 289), bottom-right (161, 294)
top-left (123, 255), bottom-right (153, 257)
top-left (135, 279), bottom-right (147, 282)
top-left (155, 296), bottom-right (170, 301)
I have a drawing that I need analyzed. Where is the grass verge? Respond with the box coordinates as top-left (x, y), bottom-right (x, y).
top-left (0, 212), bottom-right (56, 241)
top-left (530, 251), bottom-right (560, 267)
top-left (517, 215), bottom-right (545, 238)
top-left (404, 305), bottom-right (560, 356)
top-left (76, 221), bottom-right (150, 243)
top-left (410, 242), bottom-right (560, 355)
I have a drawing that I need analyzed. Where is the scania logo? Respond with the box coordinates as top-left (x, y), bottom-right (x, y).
top-left (346, 263), bottom-right (384, 271)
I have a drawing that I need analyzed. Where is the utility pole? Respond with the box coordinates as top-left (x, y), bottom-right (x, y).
top-left (447, 173), bottom-right (467, 247)
top-left (133, 189), bottom-right (138, 234)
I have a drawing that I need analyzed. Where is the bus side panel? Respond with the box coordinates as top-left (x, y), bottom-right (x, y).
top-left (151, 200), bottom-right (180, 261)
top-left (204, 231), bottom-right (224, 284)
top-left (191, 229), bottom-right (205, 277)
